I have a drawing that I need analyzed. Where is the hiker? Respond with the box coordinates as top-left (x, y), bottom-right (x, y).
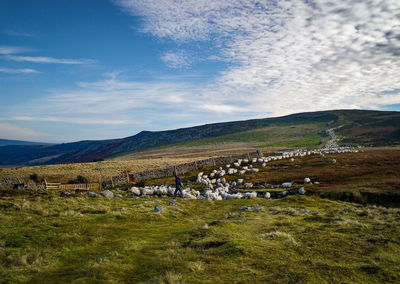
top-left (173, 174), bottom-right (184, 199)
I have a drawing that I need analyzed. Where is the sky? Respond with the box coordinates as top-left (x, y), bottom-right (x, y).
top-left (0, 0), bottom-right (400, 143)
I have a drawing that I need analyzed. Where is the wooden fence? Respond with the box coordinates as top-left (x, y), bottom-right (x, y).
top-left (45, 180), bottom-right (100, 191)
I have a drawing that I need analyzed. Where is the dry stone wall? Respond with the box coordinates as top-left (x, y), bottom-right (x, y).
top-left (0, 176), bottom-right (46, 190)
top-left (112, 151), bottom-right (263, 185)
top-left (0, 151), bottom-right (262, 189)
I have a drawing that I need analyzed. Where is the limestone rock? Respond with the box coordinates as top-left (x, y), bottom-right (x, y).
top-left (84, 192), bottom-right (99, 198)
top-left (154, 205), bottom-right (164, 213)
top-left (169, 201), bottom-right (179, 206)
top-left (101, 190), bottom-right (114, 198)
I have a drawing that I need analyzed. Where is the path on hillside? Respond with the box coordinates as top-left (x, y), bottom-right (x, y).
top-left (322, 125), bottom-right (344, 151)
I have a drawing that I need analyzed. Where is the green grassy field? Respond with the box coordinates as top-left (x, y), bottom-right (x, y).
top-left (1, 149), bottom-right (400, 283)
top-left (1, 194), bottom-right (399, 283)
top-left (177, 122), bottom-right (326, 146)
top-left (111, 122), bottom-right (327, 161)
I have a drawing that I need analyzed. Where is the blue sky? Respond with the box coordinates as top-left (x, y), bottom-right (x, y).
top-left (1, 0), bottom-right (400, 143)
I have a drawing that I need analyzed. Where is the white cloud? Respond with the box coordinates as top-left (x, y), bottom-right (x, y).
top-left (1, 74), bottom-right (248, 133)
top-left (117, 0), bottom-right (400, 116)
top-left (8, 116), bottom-right (127, 125)
top-left (0, 122), bottom-right (40, 141)
top-left (6, 55), bottom-right (96, 65)
top-left (0, 67), bottom-right (40, 74)
top-left (161, 51), bottom-right (191, 68)
top-left (0, 45), bottom-right (29, 55)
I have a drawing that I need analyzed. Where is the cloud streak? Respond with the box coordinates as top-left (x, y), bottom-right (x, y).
top-left (117, 0), bottom-right (400, 116)
top-left (3, 29), bottom-right (36, 38)
top-left (0, 122), bottom-right (40, 141)
top-left (6, 55), bottom-right (96, 65)
top-left (0, 67), bottom-right (40, 74)
top-left (0, 45), bottom-right (29, 55)
top-left (1, 74), bottom-right (251, 135)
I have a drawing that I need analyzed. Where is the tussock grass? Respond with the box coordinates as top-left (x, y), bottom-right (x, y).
top-left (1, 195), bottom-right (400, 283)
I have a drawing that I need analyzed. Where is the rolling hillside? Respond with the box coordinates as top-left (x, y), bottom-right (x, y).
top-left (0, 110), bottom-right (399, 166)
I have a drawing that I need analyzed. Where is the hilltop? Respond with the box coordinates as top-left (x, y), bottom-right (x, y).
top-left (0, 109), bottom-right (399, 167)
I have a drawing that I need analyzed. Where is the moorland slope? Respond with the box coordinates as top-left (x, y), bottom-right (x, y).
top-left (0, 109), bottom-right (399, 166)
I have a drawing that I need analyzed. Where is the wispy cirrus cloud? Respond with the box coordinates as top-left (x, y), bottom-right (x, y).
top-left (0, 45), bottom-right (30, 55)
top-left (0, 67), bottom-right (40, 74)
top-left (0, 122), bottom-right (40, 141)
top-left (1, 73), bottom-right (249, 133)
top-left (6, 55), bottom-right (96, 65)
top-left (116, 0), bottom-right (400, 116)
top-left (3, 29), bottom-right (36, 38)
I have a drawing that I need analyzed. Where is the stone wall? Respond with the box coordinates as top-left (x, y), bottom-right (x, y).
top-left (0, 150), bottom-right (262, 189)
top-left (0, 176), bottom-right (46, 190)
top-left (112, 150), bottom-right (263, 185)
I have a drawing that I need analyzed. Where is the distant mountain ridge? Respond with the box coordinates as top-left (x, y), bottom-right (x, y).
top-left (0, 139), bottom-right (53, 147)
top-left (0, 109), bottom-right (399, 166)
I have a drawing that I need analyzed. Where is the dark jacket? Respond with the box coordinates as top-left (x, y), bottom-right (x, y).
top-left (175, 176), bottom-right (183, 189)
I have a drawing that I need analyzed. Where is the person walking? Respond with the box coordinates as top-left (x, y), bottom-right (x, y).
top-left (173, 174), bottom-right (184, 199)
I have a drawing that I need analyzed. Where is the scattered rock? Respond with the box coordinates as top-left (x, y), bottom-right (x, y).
top-left (154, 205), bottom-right (164, 213)
top-left (298, 187), bottom-right (305, 195)
top-left (60, 191), bottom-right (71, 197)
top-left (264, 192), bottom-right (271, 199)
top-left (239, 206), bottom-right (264, 212)
top-left (114, 193), bottom-right (123, 198)
top-left (84, 192), bottom-right (99, 198)
top-left (169, 201), bottom-right (179, 206)
top-left (304, 177), bottom-right (311, 183)
top-left (282, 182), bottom-right (292, 188)
top-left (332, 159), bottom-right (336, 164)
top-left (101, 190), bottom-right (114, 198)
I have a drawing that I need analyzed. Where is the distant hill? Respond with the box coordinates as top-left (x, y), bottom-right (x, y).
top-left (0, 139), bottom-right (52, 147)
top-left (0, 109), bottom-right (399, 166)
